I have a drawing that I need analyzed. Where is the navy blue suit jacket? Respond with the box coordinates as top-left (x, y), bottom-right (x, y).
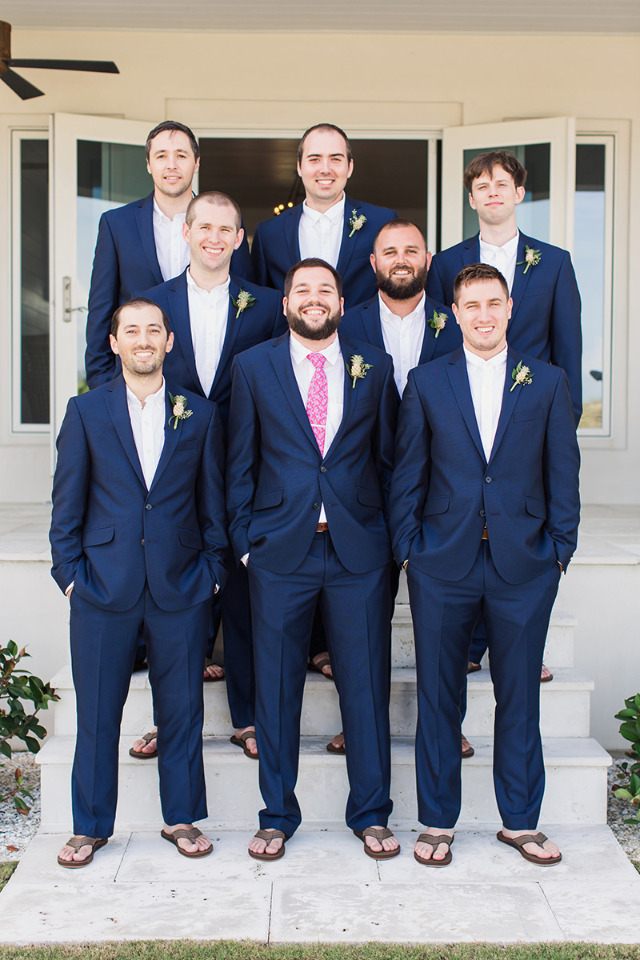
top-left (340, 294), bottom-right (462, 398)
top-left (50, 376), bottom-right (228, 612)
top-left (226, 333), bottom-right (398, 575)
top-left (251, 196), bottom-right (398, 309)
top-left (425, 232), bottom-right (582, 425)
top-left (85, 192), bottom-right (253, 388)
top-left (139, 271), bottom-right (286, 428)
top-left (390, 347), bottom-right (580, 585)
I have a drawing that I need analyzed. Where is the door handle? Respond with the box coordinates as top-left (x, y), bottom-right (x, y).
top-left (62, 276), bottom-right (87, 323)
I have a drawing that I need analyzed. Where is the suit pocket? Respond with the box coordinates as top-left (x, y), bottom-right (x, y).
top-left (525, 497), bottom-right (547, 519)
top-left (513, 406), bottom-right (546, 422)
top-left (422, 497), bottom-right (449, 517)
top-left (179, 528), bottom-right (203, 550)
top-left (82, 526), bottom-right (115, 547)
top-left (357, 487), bottom-right (383, 508)
top-left (253, 488), bottom-right (283, 511)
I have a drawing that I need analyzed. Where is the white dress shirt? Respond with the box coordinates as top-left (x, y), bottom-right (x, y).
top-left (298, 195), bottom-right (345, 268)
top-left (126, 379), bottom-right (167, 489)
top-left (187, 270), bottom-right (230, 397)
top-left (479, 231), bottom-right (519, 293)
top-left (153, 198), bottom-right (190, 282)
top-left (464, 344), bottom-right (508, 462)
top-left (379, 292), bottom-right (426, 396)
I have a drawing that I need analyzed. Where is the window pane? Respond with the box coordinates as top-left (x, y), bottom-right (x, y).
top-left (20, 139), bottom-right (49, 424)
top-left (462, 143), bottom-right (550, 241)
top-left (574, 143), bottom-right (606, 431)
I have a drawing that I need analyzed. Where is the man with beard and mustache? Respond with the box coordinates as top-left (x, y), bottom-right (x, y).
top-left (226, 258), bottom-right (400, 862)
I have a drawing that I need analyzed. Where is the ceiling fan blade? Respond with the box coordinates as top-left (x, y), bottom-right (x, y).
top-left (6, 59), bottom-right (119, 74)
top-left (1, 67), bottom-right (43, 99)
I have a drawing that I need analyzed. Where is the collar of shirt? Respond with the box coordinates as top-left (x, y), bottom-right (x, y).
top-left (463, 343), bottom-right (508, 372)
top-left (301, 195), bottom-right (346, 228)
top-left (125, 379), bottom-right (166, 489)
top-left (152, 197), bottom-right (187, 225)
top-left (186, 268), bottom-right (230, 304)
top-left (479, 231), bottom-right (519, 293)
top-left (289, 331), bottom-right (342, 369)
top-left (378, 291), bottom-right (426, 326)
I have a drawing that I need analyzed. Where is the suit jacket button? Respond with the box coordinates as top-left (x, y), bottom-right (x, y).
top-left (479, 509), bottom-right (486, 517)
top-left (485, 476), bottom-right (493, 483)
top-left (313, 502), bottom-right (320, 510)
top-left (141, 539), bottom-right (145, 545)
top-left (145, 503), bottom-right (152, 510)
top-left (320, 466), bottom-right (327, 473)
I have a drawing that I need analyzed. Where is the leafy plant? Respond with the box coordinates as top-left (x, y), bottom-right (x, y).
top-left (613, 693), bottom-right (640, 823)
top-left (0, 639), bottom-right (59, 814)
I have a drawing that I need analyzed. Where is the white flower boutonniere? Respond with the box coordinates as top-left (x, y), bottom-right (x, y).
top-left (168, 393), bottom-right (193, 429)
top-left (348, 209), bottom-right (367, 238)
top-left (428, 309), bottom-right (448, 339)
top-left (232, 289), bottom-right (256, 319)
top-left (517, 245), bottom-right (542, 275)
top-left (346, 354), bottom-right (372, 389)
top-left (510, 361), bottom-right (534, 392)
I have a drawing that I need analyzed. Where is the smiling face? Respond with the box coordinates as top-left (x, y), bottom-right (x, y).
top-left (146, 129), bottom-right (199, 201)
top-left (284, 265), bottom-right (344, 343)
top-left (452, 277), bottom-right (512, 359)
top-left (371, 223), bottom-right (431, 300)
top-left (110, 302), bottom-right (173, 377)
top-left (183, 198), bottom-right (243, 276)
top-left (297, 128), bottom-right (354, 211)
top-left (468, 164), bottom-right (525, 229)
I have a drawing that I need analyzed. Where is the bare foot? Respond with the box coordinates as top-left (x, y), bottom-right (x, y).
top-left (131, 729), bottom-right (157, 755)
top-left (163, 823), bottom-right (212, 855)
top-left (461, 736), bottom-right (474, 758)
top-left (235, 726), bottom-right (258, 757)
top-left (204, 662), bottom-right (225, 681)
top-left (327, 731), bottom-right (345, 752)
top-left (500, 827), bottom-right (560, 860)
top-left (248, 829), bottom-right (284, 857)
top-left (363, 826), bottom-right (399, 855)
top-left (311, 651), bottom-right (333, 679)
top-left (414, 827), bottom-right (454, 863)
top-left (540, 663), bottom-right (553, 682)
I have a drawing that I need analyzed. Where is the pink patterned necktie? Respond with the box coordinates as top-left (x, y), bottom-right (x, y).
top-left (306, 353), bottom-right (328, 455)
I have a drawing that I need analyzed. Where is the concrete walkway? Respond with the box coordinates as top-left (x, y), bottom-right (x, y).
top-left (1, 824), bottom-right (640, 944)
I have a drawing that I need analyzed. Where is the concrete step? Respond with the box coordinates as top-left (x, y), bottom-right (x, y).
top-left (50, 665), bottom-right (594, 740)
top-left (391, 604), bottom-right (576, 669)
top-left (37, 734), bottom-right (611, 831)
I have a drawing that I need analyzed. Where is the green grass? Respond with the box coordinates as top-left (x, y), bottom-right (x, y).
top-left (0, 944), bottom-right (639, 959)
top-left (0, 861), bottom-right (17, 893)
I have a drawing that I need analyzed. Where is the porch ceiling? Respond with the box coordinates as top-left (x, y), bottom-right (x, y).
top-left (5, 0), bottom-right (640, 34)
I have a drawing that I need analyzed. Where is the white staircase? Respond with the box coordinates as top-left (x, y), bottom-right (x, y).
top-left (38, 586), bottom-right (611, 832)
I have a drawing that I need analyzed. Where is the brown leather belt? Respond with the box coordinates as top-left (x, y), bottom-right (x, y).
top-left (482, 527), bottom-right (489, 540)
top-left (316, 522), bottom-right (329, 533)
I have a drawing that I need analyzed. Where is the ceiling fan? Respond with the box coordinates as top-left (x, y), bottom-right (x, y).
top-left (0, 21), bottom-right (118, 100)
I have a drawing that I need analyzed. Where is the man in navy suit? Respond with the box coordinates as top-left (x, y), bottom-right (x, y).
top-left (252, 123), bottom-right (397, 310)
top-left (85, 120), bottom-right (252, 389)
top-left (51, 298), bottom-right (228, 866)
top-left (130, 191), bottom-right (285, 762)
top-left (390, 264), bottom-right (580, 867)
top-left (226, 258), bottom-right (400, 861)
top-left (427, 149), bottom-right (582, 683)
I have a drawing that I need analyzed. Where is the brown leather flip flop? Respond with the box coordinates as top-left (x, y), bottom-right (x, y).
top-left (353, 826), bottom-right (401, 860)
top-left (129, 730), bottom-right (158, 759)
top-left (461, 736), bottom-right (475, 759)
top-left (230, 730), bottom-right (259, 759)
top-left (414, 833), bottom-right (454, 867)
top-left (326, 732), bottom-right (346, 755)
top-left (203, 659), bottom-right (225, 683)
top-left (309, 655), bottom-right (334, 680)
top-left (58, 836), bottom-right (108, 868)
top-left (496, 830), bottom-right (562, 865)
top-left (161, 827), bottom-right (212, 858)
top-left (248, 829), bottom-right (287, 861)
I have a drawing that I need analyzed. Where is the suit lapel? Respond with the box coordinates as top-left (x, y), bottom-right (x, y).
top-left (169, 272), bottom-right (200, 391)
top-left (462, 234), bottom-right (480, 267)
top-left (270, 335), bottom-right (321, 456)
top-left (335, 195), bottom-right (360, 278)
top-left (136, 193), bottom-right (163, 286)
top-left (149, 387), bottom-right (183, 492)
top-left (509, 232), bottom-right (534, 318)
top-left (360, 299), bottom-right (386, 352)
top-left (210, 278), bottom-right (242, 398)
top-left (284, 206), bottom-right (302, 265)
top-left (445, 348), bottom-right (486, 463)
top-left (104, 377), bottom-right (147, 489)
top-left (324, 335), bottom-right (361, 458)
top-left (488, 348), bottom-right (524, 464)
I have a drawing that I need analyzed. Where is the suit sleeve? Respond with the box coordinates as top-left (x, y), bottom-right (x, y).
top-left (549, 251), bottom-right (583, 428)
top-left (425, 255), bottom-right (448, 307)
top-left (85, 213), bottom-right (119, 389)
top-left (231, 221), bottom-right (254, 282)
top-left (225, 357), bottom-right (260, 562)
top-left (49, 399), bottom-right (91, 594)
top-left (251, 224), bottom-right (269, 288)
top-left (543, 370), bottom-right (581, 570)
top-left (269, 292), bottom-right (287, 337)
top-left (389, 370), bottom-right (432, 567)
top-left (197, 403), bottom-right (229, 592)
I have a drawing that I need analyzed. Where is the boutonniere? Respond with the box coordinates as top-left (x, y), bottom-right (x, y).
top-left (168, 393), bottom-right (193, 429)
top-left (232, 289), bottom-right (256, 319)
top-left (348, 209), bottom-right (367, 238)
top-left (346, 354), bottom-right (372, 388)
top-left (510, 361), bottom-right (534, 392)
top-left (428, 309), bottom-right (448, 339)
top-left (517, 245), bottom-right (542, 275)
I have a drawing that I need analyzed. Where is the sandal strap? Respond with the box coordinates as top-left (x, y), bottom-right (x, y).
top-left (361, 826), bottom-right (393, 841)
top-left (312, 656), bottom-right (332, 669)
top-left (416, 833), bottom-right (454, 848)
top-left (254, 829), bottom-right (286, 842)
top-left (506, 832), bottom-right (547, 848)
top-left (237, 730), bottom-right (257, 744)
top-left (66, 835), bottom-right (101, 850)
top-left (140, 730), bottom-right (157, 744)
top-left (168, 827), bottom-right (202, 842)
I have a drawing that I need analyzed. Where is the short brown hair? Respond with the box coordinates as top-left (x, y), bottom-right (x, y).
top-left (145, 120), bottom-right (199, 162)
top-left (463, 150), bottom-right (527, 193)
top-left (186, 191), bottom-right (242, 230)
top-left (284, 258), bottom-right (343, 300)
top-left (453, 264), bottom-right (509, 304)
top-left (111, 298), bottom-right (171, 337)
top-left (373, 218), bottom-right (426, 252)
top-left (297, 123), bottom-right (352, 165)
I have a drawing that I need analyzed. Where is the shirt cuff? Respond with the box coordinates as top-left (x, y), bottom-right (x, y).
top-left (241, 553), bottom-right (249, 567)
